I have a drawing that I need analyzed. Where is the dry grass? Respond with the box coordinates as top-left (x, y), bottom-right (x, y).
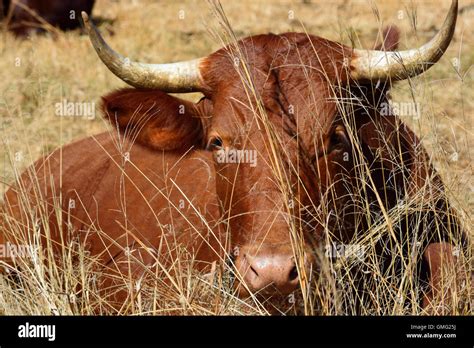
top-left (0, 0), bottom-right (472, 315)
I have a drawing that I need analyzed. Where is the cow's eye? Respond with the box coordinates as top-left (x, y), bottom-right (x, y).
top-left (207, 136), bottom-right (223, 151)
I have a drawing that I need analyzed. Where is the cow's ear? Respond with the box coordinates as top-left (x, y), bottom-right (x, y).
top-left (101, 88), bottom-right (205, 151)
top-left (373, 25), bottom-right (400, 51)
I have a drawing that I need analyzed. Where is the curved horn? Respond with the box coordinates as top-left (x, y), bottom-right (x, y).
top-left (350, 0), bottom-right (457, 81)
top-left (81, 12), bottom-right (205, 93)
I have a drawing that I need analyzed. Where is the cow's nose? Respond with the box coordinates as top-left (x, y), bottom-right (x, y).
top-left (237, 250), bottom-right (300, 296)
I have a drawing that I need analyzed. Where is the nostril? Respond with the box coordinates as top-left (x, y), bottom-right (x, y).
top-left (249, 265), bottom-right (259, 277)
top-left (288, 265), bottom-right (298, 281)
top-left (244, 254), bottom-right (259, 277)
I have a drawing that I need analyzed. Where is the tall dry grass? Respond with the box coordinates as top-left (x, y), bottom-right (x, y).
top-left (0, 0), bottom-right (472, 315)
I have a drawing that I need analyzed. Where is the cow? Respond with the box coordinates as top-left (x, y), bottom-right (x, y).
top-left (1, 0), bottom-right (95, 37)
top-left (0, 0), bottom-right (468, 313)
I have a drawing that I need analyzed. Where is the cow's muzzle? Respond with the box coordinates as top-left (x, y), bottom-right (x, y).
top-left (233, 244), bottom-right (312, 298)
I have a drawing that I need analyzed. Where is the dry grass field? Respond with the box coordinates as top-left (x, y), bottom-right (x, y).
top-left (0, 0), bottom-right (472, 315)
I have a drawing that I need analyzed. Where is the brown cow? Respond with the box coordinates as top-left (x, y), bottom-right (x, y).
top-left (0, 0), bottom-right (468, 313)
top-left (2, 0), bottom-right (95, 37)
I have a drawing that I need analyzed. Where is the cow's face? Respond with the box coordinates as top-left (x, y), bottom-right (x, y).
top-left (200, 34), bottom-right (361, 297)
top-left (99, 34), bottom-right (391, 299)
top-left (83, 0), bottom-right (457, 301)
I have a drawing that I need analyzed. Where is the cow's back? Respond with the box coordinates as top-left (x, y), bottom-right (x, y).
top-left (1, 131), bottom-right (224, 277)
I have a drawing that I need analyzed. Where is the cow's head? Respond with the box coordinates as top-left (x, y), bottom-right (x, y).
top-left (81, 0), bottom-right (458, 300)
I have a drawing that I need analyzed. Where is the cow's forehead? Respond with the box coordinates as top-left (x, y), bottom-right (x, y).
top-left (204, 33), bottom-right (345, 143)
top-left (204, 32), bottom-right (349, 86)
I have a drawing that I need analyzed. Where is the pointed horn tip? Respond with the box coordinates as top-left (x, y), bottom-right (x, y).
top-left (81, 11), bottom-right (89, 23)
top-left (350, 0), bottom-right (457, 82)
